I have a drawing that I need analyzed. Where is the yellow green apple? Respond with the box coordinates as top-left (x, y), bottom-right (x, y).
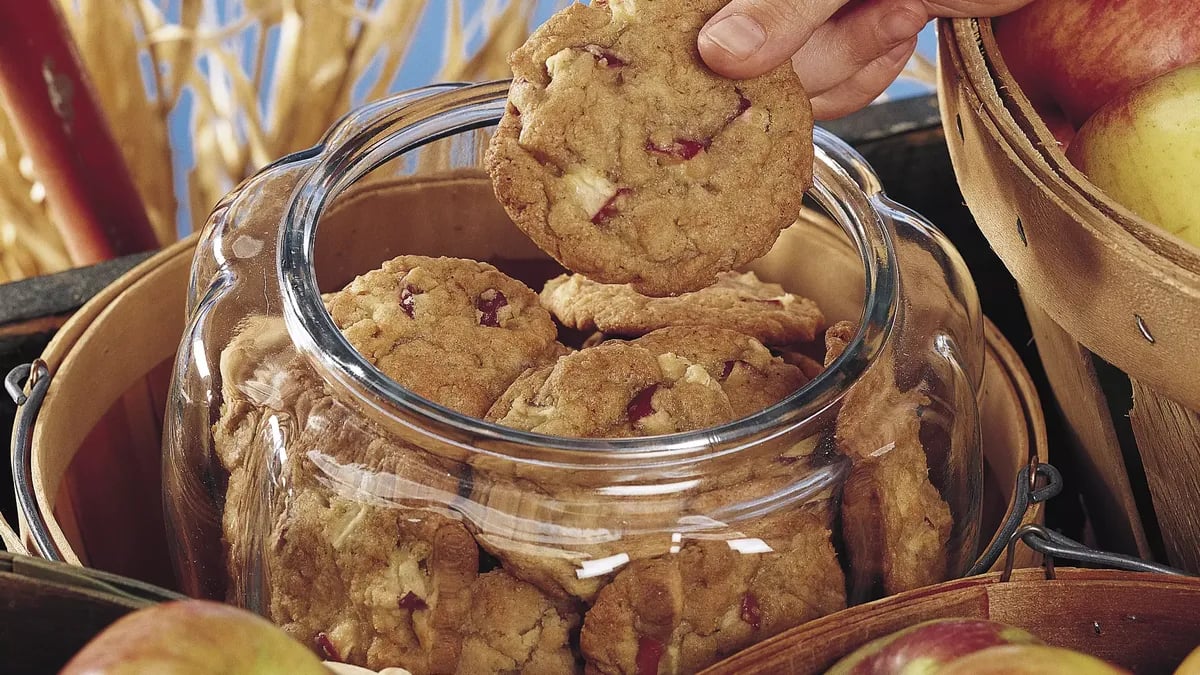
top-left (59, 599), bottom-right (330, 674)
top-left (1066, 62), bottom-right (1200, 249)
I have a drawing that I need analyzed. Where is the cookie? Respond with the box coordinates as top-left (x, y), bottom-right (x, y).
top-left (632, 326), bottom-right (809, 418)
top-left (326, 255), bottom-right (563, 417)
top-left (477, 327), bottom-right (809, 603)
top-left (270, 493), bottom-right (478, 673)
top-left (579, 503), bottom-right (846, 675)
top-left (456, 571), bottom-right (582, 675)
top-left (486, 0), bottom-right (814, 296)
top-left (829, 322), bottom-right (954, 599)
top-left (488, 326), bottom-right (806, 436)
top-left (485, 337), bottom-right (737, 438)
top-left (540, 271), bottom-right (825, 346)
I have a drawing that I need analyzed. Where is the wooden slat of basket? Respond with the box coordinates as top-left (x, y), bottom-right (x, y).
top-left (1023, 300), bottom-right (1151, 558)
top-left (1129, 380), bottom-right (1200, 572)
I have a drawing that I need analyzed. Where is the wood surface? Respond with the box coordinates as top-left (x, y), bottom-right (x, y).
top-left (704, 568), bottom-right (1200, 675)
top-left (1129, 380), bottom-right (1200, 573)
top-left (1022, 300), bottom-right (1150, 558)
top-left (938, 17), bottom-right (1200, 410)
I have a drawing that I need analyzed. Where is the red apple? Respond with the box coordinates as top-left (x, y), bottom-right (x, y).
top-left (826, 618), bottom-right (1042, 674)
top-left (993, 0), bottom-right (1200, 134)
top-left (60, 599), bottom-right (330, 674)
top-left (1066, 62), bottom-right (1200, 249)
top-left (936, 644), bottom-right (1130, 674)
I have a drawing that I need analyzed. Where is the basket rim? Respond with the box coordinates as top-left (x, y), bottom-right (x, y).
top-left (703, 566), bottom-right (1200, 674)
top-left (13, 209), bottom-right (1048, 578)
top-left (943, 16), bottom-right (1200, 278)
top-left (939, 16), bottom-right (1200, 406)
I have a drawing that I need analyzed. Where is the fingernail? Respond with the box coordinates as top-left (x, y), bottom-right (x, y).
top-left (879, 7), bottom-right (926, 45)
top-left (702, 14), bottom-right (767, 61)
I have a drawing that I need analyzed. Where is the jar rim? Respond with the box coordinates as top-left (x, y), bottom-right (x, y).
top-left (278, 80), bottom-right (899, 461)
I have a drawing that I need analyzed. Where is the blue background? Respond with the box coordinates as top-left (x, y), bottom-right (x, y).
top-left (161, 2), bottom-right (937, 234)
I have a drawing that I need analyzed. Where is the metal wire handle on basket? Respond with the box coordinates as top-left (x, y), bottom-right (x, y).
top-left (1000, 524), bottom-right (1190, 581)
top-left (968, 457), bottom-right (1192, 578)
top-left (6, 360), bottom-right (63, 561)
top-left (5, 361), bottom-right (185, 605)
top-left (967, 458), bottom-right (1063, 575)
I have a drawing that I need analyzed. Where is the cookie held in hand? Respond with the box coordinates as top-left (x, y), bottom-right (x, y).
top-left (486, 0), bottom-right (814, 297)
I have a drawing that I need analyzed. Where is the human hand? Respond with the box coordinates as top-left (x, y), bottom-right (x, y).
top-left (698, 0), bottom-right (1035, 119)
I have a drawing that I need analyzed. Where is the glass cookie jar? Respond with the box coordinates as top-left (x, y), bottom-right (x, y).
top-left (163, 81), bottom-right (986, 675)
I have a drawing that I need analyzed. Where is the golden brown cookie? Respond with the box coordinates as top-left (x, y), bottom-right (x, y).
top-left (579, 503), bottom-right (846, 675)
top-left (270, 493), bottom-right (478, 673)
top-left (633, 326), bottom-right (808, 418)
top-left (215, 319), bottom-right (477, 674)
top-left (485, 338), bottom-right (737, 438)
top-left (477, 327), bottom-right (810, 604)
top-left (326, 255), bottom-right (562, 417)
top-left (540, 271), bottom-right (824, 346)
top-left (828, 322), bottom-right (955, 599)
top-left (487, 326), bottom-right (806, 436)
top-left (486, 0), bottom-right (814, 296)
top-left (456, 571), bottom-right (582, 674)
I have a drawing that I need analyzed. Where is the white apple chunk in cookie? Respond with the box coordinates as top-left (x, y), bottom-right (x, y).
top-left (486, 0), bottom-right (814, 297)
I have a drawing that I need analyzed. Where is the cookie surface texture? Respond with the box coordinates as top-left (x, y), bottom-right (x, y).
top-left (325, 255), bottom-right (562, 417)
top-left (826, 321), bottom-right (955, 599)
top-left (486, 0), bottom-right (814, 296)
top-left (541, 271), bottom-right (825, 345)
top-left (579, 503), bottom-right (846, 675)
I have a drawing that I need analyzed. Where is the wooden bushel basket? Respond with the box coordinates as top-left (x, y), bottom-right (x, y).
top-left (12, 175), bottom-right (1049, 589)
top-left (938, 18), bottom-right (1200, 571)
top-left (705, 567), bottom-right (1200, 674)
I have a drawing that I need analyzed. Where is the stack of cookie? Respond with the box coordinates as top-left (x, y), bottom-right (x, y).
top-left (215, 255), bottom-right (950, 675)
top-left (210, 0), bottom-right (953, 673)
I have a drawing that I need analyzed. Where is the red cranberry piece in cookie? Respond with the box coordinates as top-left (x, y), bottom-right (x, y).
top-left (315, 631), bottom-right (342, 662)
top-left (583, 44), bottom-right (626, 67)
top-left (646, 138), bottom-right (710, 160)
top-left (721, 360), bottom-right (737, 378)
top-left (627, 384), bottom-right (660, 425)
top-left (740, 592), bottom-right (762, 630)
top-left (399, 284), bottom-right (419, 318)
top-left (636, 636), bottom-right (665, 675)
top-left (592, 187), bottom-right (632, 225)
top-left (476, 289), bottom-right (509, 327)
top-left (398, 590), bottom-right (429, 611)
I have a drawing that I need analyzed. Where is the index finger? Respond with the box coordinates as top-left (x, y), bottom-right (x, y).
top-left (698, 0), bottom-right (851, 79)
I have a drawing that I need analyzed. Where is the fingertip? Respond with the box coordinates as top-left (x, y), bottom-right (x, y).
top-left (698, 13), bottom-right (772, 79)
top-left (810, 37), bottom-right (916, 120)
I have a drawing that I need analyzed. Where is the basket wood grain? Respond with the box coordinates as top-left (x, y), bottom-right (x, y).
top-left (704, 568), bottom-right (1200, 675)
top-left (14, 176), bottom-right (1048, 586)
top-left (938, 17), bottom-right (1200, 571)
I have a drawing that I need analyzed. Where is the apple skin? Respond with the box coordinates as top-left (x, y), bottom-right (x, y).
top-left (936, 644), bottom-right (1130, 674)
top-left (993, 0), bottom-right (1200, 131)
top-left (59, 599), bottom-right (330, 675)
top-left (1176, 645), bottom-right (1200, 675)
top-left (826, 619), bottom-right (1042, 675)
top-left (1066, 62), bottom-right (1200, 249)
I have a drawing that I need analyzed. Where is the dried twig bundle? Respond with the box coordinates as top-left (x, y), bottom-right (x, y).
top-left (0, 0), bottom-right (548, 283)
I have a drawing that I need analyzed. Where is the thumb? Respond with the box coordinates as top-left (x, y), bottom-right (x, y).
top-left (699, 0), bottom-right (849, 79)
